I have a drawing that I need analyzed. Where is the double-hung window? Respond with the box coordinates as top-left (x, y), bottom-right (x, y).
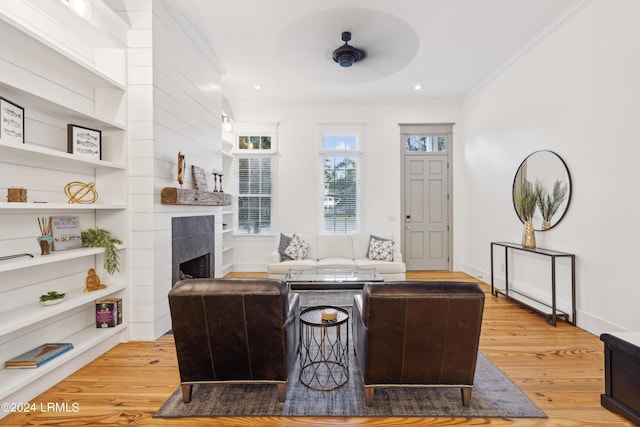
top-left (235, 129), bottom-right (276, 235)
top-left (318, 124), bottom-right (363, 234)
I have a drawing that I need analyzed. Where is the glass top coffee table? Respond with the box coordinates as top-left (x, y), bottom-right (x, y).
top-left (284, 268), bottom-right (383, 291)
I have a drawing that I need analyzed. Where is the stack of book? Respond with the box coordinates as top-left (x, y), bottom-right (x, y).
top-left (5, 343), bottom-right (73, 369)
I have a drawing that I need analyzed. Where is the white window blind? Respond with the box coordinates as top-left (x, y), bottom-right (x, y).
top-left (236, 155), bottom-right (272, 235)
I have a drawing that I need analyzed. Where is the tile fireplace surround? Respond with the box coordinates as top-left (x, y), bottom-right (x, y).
top-left (171, 215), bottom-right (215, 285)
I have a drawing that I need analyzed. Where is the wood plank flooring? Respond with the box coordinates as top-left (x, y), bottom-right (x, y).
top-left (1, 272), bottom-right (633, 426)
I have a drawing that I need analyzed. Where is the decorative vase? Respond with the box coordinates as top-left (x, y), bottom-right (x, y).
top-left (522, 220), bottom-right (536, 249)
top-left (37, 235), bottom-right (53, 255)
top-left (543, 220), bottom-right (551, 230)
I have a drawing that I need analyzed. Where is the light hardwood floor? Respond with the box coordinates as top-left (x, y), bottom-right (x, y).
top-left (1, 272), bottom-right (633, 426)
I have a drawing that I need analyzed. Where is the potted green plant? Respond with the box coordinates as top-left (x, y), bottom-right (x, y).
top-left (81, 227), bottom-right (123, 275)
top-left (515, 179), bottom-right (539, 248)
top-left (538, 180), bottom-right (568, 230)
top-left (40, 291), bottom-right (65, 306)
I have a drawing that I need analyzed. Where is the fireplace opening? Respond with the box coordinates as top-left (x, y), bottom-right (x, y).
top-left (179, 254), bottom-right (210, 280)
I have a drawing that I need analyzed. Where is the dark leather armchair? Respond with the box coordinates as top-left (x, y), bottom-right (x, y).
top-left (353, 281), bottom-right (485, 406)
top-left (168, 278), bottom-right (300, 403)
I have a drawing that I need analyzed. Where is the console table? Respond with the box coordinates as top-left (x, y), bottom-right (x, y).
top-left (490, 242), bottom-right (576, 326)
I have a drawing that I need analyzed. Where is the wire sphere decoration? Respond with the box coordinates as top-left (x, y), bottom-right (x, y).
top-left (64, 181), bottom-right (98, 204)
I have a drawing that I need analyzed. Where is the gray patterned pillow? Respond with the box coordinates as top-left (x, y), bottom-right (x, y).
top-left (284, 233), bottom-right (310, 260)
top-left (367, 235), bottom-right (394, 261)
top-left (278, 233), bottom-right (293, 261)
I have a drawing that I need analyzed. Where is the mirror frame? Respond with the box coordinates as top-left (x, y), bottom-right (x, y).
top-left (512, 150), bottom-right (572, 231)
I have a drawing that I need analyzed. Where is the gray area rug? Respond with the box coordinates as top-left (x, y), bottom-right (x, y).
top-left (155, 350), bottom-right (546, 418)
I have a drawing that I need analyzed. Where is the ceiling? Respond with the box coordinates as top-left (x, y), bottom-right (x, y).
top-left (174, 0), bottom-right (580, 110)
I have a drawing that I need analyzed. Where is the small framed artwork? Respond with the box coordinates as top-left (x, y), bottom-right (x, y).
top-left (68, 124), bottom-right (102, 160)
top-left (192, 165), bottom-right (208, 190)
top-left (51, 215), bottom-right (83, 251)
top-left (0, 97), bottom-right (25, 144)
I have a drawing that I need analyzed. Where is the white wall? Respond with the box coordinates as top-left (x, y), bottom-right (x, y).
top-left (120, 0), bottom-right (223, 340)
top-left (230, 101), bottom-right (460, 271)
top-left (458, 0), bottom-right (640, 335)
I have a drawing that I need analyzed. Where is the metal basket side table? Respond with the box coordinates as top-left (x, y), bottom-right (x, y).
top-left (299, 305), bottom-right (349, 390)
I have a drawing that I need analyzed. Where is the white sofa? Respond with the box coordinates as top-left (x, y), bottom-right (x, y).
top-left (268, 233), bottom-right (406, 281)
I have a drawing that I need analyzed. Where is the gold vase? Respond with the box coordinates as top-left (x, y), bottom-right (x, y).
top-left (522, 220), bottom-right (536, 249)
top-left (543, 220), bottom-right (551, 230)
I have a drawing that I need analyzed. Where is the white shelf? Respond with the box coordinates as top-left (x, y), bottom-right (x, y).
top-left (0, 77), bottom-right (126, 131)
top-left (0, 283), bottom-right (126, 337)
top-left (0, 245), bottom-right (126, 273)
top-left (0, 203), bottom-right (126, 211)
top-left (0, 4), bottom-right (126, 90)
top-left (222, 228), bottom-right (233, 235)
top-left (0, 323), bottom-right (125, 400)
top-left (222, 246), bottom-right (233, 254)
top-left (0, 142), bottom-right (126, 173)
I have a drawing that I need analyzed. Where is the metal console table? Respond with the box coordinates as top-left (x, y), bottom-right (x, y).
top-left (490, 242), bottom-right (576, 326)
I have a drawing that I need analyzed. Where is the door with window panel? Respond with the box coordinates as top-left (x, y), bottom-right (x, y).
top-left (402, 133), bottom-right (451, 271)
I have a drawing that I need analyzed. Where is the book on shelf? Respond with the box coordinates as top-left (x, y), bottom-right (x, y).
top-left (5, 343), bottom-right (73, 369)
top-left (96, 297), bottom-right (122, 328)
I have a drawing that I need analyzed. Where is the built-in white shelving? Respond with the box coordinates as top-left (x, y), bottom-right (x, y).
top-left (0, 245), bottom-right (126, 273)
top-left (0, 282), bottom-right (127, 337)
top-left (0, 203), bottom-right (126, 211)
top-left (221, 136), bottom-right (234, 275)
top-left (0, 0), bottom-right (130, 411)
top-left (0, 323), bottom-right (126, 401)
top-left (0, 142), bottom-right (126, 173)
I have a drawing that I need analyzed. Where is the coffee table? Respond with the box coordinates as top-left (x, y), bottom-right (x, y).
top-left (284, 268), bottom-right (383, 291)
top-left (299, 305), bottom-right (349, 390)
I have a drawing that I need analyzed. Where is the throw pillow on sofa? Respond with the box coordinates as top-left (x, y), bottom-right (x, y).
top-left (278, 233), bottom-right (293, 261)
top-left (284, 233), bottom-right (310, 260)
top-left (367, 235), bottom-right (394, 261)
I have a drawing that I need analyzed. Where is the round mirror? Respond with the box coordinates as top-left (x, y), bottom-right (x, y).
top-left (512, 150), bottom-right (571, 231)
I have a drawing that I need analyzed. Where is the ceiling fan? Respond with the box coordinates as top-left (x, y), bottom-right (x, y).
top-left (332, 31), bottom-right (366, 67)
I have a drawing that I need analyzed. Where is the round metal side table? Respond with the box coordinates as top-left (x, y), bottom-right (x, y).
top-left (299, 305), bottom-right (349, 390)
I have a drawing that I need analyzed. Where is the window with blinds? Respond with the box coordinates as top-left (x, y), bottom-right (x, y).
top-left (319, 132), bottom-right (361, 234)
top-left (237, 155), bottom-right (272, 235)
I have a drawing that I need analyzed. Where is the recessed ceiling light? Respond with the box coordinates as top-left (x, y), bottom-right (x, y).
top-left (253, 85), bottom-right (262, 90)
top-left (413, 84), bottom-right (423, 91)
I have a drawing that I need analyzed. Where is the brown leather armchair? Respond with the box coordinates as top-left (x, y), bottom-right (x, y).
top-left (168, 278), bottom-right (300, 403)
top-left (353, 281), bottom-right (485, 406)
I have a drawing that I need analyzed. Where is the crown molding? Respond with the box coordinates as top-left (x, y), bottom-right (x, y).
top-left (462, 0), bottom-right (593, 104)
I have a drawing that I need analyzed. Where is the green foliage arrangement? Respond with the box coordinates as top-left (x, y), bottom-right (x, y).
top-left (40, 291), bottom-right (65, 302)
top-left (515, 179), bottom-right (539, 222)
top-left (538, 180), bottom-right (568, 222)
top-left (81, 227), bottom-right (123, 275)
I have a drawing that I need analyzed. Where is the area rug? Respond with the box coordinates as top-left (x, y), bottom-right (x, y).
top-left (154, 350), bottom-right (546, 418)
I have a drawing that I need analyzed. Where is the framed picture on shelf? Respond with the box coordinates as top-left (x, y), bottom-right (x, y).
top-left (0, 97), bottom-right (25, 144)
top-left (192, 165), bottom-right (208, 190)
top-left (67, 124), bottom-right (101, 160)
top-left (51, 215), bottom-right (83, 251)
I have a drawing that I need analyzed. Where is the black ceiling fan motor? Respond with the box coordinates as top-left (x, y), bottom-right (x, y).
top-left (332, 31), bottom-right (366, 67)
